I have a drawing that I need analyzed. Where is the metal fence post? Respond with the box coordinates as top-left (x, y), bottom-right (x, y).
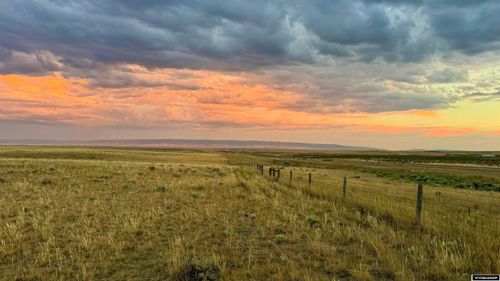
top-left (343, 176), bottom-right (347, 198)
top-left (416, 183), bottom-right (423, 225)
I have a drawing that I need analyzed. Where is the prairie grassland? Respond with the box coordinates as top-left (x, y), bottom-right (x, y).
top-left (0, 146), bottom-right (226, 165)
top-left (0, 147), bottom-right (499, 281)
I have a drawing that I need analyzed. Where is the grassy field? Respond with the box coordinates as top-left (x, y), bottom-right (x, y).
top-left (224, 150), bottom-right (500, 191)
top-left (0, 146), bottom-right (499, 281)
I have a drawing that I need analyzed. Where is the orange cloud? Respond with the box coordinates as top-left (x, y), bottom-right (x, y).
top-left (0, 67), bottom-right (499, 141)
top-left (380, 110), bottom-right (440, 119)
top-left (408, 110), bottom-right (440, 118)
top-left (0, 69), bottom-right (331, 128)
top-left (81, 67), bottom-right (350, 129)
top-left (0, 74), bottom-right (108, 124)
top-left (0, 74), bottom-right (87, 101)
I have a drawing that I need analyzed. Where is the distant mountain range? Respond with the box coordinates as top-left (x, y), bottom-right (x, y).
top-left (0, 138), bottom-right (377, 151)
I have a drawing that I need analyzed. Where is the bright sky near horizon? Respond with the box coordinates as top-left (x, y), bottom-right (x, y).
top-left (0, 1), bottom-right (499, 150)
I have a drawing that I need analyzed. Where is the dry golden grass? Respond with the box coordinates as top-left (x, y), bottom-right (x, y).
top-left (0, 147), bottom-right (498, 280)
top-left (271, 166), bottom-right (500, 273)
top-left (0, 146), bottom-right (226, 165)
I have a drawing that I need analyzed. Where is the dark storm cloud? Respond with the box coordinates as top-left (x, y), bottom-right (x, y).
top-left (0, 48), bottom-right (11, 60)
top-left (1, 0), bottom-right (499, 73)
top-left (89, 75), bottom-right (203, 91)
top-left (427, 1), bottom-right (500, 54)
top-left (294, 0), bottom-right (422, 62)
top-left (1, 0), bottom-right (499, 114)
top-left (87, 74), bottom-right (169, 89)
top-left (0, 0), bottom-right (297, 71)
top-left (0, 51), bottom-right (62, 75)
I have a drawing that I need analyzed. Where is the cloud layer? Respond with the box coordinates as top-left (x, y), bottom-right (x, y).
top-left (0, 0), bottom-right (499, 148)
top-left (2, 0), bottom-right (499, 70)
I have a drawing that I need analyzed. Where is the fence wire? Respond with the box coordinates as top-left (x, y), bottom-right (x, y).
top-left (253, 165), bottom-right (500, 240)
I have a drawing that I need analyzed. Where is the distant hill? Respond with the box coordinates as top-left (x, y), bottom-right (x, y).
top-left (0, 138), bottom-right (377, 151)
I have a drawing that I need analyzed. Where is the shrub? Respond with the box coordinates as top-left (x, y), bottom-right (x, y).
top-left (237, 180), bottom-right (248, 190)
top-left (274, 234), bottom-right (288, 243)
top-left (39, 177), bottom-right (53, 185)
top-left (306, 214), bottom-right (321, 228)
top-left (154, 185), bottom-right (167, 192)
top-left (178, 260), bottom-right (220, 281)
top-left (191, 190), bottom-right (205, 198)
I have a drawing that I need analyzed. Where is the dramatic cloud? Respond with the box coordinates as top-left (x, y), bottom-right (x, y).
top-left (0, 0), bottom-right (499, 149)
top-left (1, 0), bottom-right (499, 70)
top-left (427, 1), bottom-right (500, 54)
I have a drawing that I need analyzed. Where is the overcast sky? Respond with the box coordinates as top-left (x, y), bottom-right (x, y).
top-left (1, 0), bottom-right (499, 150)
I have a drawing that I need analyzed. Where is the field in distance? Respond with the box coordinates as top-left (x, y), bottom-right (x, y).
top-left (0, 146), bottom-right (498, 281)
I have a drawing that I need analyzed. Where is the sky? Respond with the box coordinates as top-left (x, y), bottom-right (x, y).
top-left (0, 0), bottom-right (499, 150)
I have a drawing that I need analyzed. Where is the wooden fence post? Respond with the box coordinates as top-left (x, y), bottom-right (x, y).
top-left (308, 173), bottom-right (312, 188)
top-left (260, 165), bottom-right (263, 176)
top-left (277, 169), bottom-right (280, 181)
top-left (416, 183), bottom-right (423, 225)
top-left (269, 168), bottom-right (272, 178)
top-left (289, 170), bottom-right (293, 186)
top-left (343, 176), bottom-right (347, 198)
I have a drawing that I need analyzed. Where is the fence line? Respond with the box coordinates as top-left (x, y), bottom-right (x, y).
top-left (252, 163), bottom-right (500, 238)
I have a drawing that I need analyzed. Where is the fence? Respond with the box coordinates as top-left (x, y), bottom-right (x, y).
top-left (252, 164), bottom-right (500, 243)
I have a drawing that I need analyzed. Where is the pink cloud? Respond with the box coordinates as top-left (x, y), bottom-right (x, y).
top-left (0, 69), bottom-right (498, 141)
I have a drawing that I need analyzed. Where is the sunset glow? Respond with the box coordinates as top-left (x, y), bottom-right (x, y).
top-left (1, 1), bottom-right (499, 150)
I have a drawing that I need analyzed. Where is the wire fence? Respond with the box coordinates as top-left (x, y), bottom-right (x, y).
top-left (252, 164), bottom-right (500, 244)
